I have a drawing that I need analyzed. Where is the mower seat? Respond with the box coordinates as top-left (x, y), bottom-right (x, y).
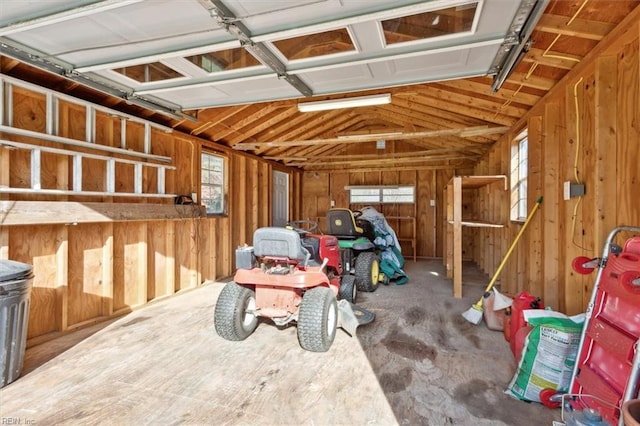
top-left (253, 227), bottom-right (310, 264)
top-left (326, 208), bottom-right (364, 239)
top-left (301, 236), bottom-right (321, 265)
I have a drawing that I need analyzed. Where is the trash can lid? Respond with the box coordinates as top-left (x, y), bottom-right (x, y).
top-left (0, 259), bottom-right (34, 282)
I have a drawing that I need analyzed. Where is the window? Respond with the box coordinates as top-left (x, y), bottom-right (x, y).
top-left (381, 2), bottom-right (478, 46)
top-left (510, 129), bottom-right (528, 221)
top-left (272, 28), bottom-right (355, 61)
top-left (201, 152), bottom-right (226, 215)
top-left (114, 62), bottom-right (183, 83)
top-left (185, 48), bottom-right (261, 73)
top-left (348, 186), bottom-right (415, 204)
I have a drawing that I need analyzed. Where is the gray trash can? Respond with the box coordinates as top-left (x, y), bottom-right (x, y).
top-left (0, 259), bottom-right (34, 388)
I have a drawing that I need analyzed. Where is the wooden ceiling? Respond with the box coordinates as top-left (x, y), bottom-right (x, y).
top-left (1, 0), bottom-right (638, 172)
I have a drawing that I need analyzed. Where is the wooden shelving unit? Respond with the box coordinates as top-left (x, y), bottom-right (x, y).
top-left (445, 175), bottom-right (507, 298)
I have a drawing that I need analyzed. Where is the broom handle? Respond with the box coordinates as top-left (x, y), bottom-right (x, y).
top-left (479, 196), bottom-right (543, 298)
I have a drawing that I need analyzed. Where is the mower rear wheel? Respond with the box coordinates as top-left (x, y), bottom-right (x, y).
top-left (297, 286), bottom-right (337, 352)
top-left (214, 282), bottom-right (258, 341)
top-left (355, 251), bottom-right (380, 292)
top-left (339, 274), bottom-right (357, 303)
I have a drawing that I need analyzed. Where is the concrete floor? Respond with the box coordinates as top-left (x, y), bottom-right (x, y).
top-left (0, 259), bottom-right (562, 425)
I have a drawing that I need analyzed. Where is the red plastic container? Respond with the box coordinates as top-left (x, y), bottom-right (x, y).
top-left (509, 291), bottom-right (544, 358)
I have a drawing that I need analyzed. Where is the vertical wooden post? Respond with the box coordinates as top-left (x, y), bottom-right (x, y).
top-left (594, 56), bottom-right (618, 252)
top-left (102, 223), bottom-right (114, 316)
top-left (527, 116), bottom-right (543, 298)
top-left (543, 102), bottom-right (561, 311)
top-left (56, 227), bottom-right (69, 331)
top-left (453, 176), bottom-right (462, 298)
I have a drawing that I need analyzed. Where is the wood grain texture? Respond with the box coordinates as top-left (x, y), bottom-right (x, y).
top-left (0, 201), bottom-right (206, 225)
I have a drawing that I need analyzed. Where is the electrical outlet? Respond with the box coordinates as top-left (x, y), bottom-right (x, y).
top-left (430, 199), bottom-right (436, 207)
top-left (330, 200), bottom-right (335, 207)
top-left (563, 181), bottom-right (585, 200)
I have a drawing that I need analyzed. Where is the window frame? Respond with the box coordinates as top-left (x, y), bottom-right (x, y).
top-left (510, 129), bottom-right (528, 222)
top-left (200, 151), bottom-right (227, 216)
top-left (346, 185), bottom-right (415, 204)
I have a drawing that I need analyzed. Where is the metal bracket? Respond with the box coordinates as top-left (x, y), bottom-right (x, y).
top-left (205, 0), bottom-right (313, 97)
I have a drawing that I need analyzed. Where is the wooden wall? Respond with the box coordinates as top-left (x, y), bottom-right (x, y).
top-left (472, 12), bottom-right (640, 314)
top-left (300, 165), bottom-right (474, 261)
top-left (300, 11), bottom-right (640, 316)
top-left (0, 84), bottom-right (300, 344)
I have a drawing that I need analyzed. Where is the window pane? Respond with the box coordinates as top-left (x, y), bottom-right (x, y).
top-left (272, 28), bottom-right (355, 61)
top-left (114, 62), bottom-right (183, 83)
top-left (185, 48), bottom-right (260, 73)
top-left (382, 3), bottom-right (477, 45)
top-left (351, 195), bottom-right (380, 203)
top-left (510, 131), bottom-right (528, 221)
top-left (352, 188), bottom-right (379, 196)
top-left (201, 152), bottom-right (225, 215)
top-left (349, 186), bottom-right (415, 204)
top-left (382, 186), bottom-right (415, 203)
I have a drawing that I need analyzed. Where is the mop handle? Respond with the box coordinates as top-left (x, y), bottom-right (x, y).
top-left (480, 196), bottom-right (543, 296)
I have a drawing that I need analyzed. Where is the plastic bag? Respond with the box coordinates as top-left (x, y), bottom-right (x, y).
top-left (505, 310), bottom-right (585, 402)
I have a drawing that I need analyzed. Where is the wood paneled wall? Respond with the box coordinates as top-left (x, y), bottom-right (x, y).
top-left (472, 13), bottom-right (640, 314)
top-left (300, 13), bottom-right (640, 316)
top-left (300, 166), bottom-right (473, 260)
top-left (0, 85), bottom-right (299, 344)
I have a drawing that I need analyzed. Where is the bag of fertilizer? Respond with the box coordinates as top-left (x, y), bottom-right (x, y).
top-left (505, 309), bottom-right (585, 402)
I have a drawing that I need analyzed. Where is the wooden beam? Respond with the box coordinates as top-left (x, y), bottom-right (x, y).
top-left (536, 14), bottom-right (616, 41)
top-left (510, 3), bottom-right (640, 133)
top-left (227, 107), bottom-right (299, 145)
top-left (235, 126), bottom-right (509, 149)
top-left (303, 160), bottom-right (476, 172)
top-left (288, 153), bottom-right (480, 167)
top-left (523, 48), bottom-right (582, 70)
top-left (506, 72), bottom-right (557, 91)
top-left (0, 201), bottom-right (206, 225)
top-left (267, 146), bottom-right (488, 162)
top-left (436, 79), bottom-right (542, 106)
top-left (372, 103), bottom-right (497, 144)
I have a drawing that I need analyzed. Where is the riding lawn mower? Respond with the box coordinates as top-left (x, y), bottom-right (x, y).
top-left (325, 208), bottom-right (388, 292)
top-left (214, 220), bottom-right (374, 352)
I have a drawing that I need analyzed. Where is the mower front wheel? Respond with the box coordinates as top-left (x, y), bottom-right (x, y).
top-left (355, 252), bottom-right (380, 292)
top-left (214, 282), bottom-right (258, 341)
top-left (339, 274), bottom-right (357, 303)
top-left (297, 286), bottom-right (338, 352)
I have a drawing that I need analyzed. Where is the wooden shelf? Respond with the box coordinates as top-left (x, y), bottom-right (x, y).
top-left (445, 175), bottom-right (507, 298)
top-left (0, 201), bottom-right (205, 226)
top-left (447, 220), bottom-right (504, 228)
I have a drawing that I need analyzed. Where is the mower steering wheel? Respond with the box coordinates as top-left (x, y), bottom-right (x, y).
top-left (286, 220), bottom-right (318, 235)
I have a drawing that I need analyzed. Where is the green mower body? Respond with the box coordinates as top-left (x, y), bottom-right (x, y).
top-left (338, 237), bottom-right (375, 251)
top-left (326, 208), bottom-right (382, 292)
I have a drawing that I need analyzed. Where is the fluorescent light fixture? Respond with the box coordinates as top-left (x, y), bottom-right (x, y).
top-left (298, 93), bottom-right (391, 112)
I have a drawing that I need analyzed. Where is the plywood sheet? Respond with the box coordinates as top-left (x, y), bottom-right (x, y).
top-left (9, 225), bottom-right (63, 338)
top-left (67, 224), bottom-right (107, 326)
top-left (113, 222), bottom-right (147, 311)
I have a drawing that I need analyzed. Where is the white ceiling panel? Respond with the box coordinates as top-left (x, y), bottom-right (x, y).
top-left (175, 75), bottom-right (303, 109)
top-left (0, 0), bottom-right (542, 114)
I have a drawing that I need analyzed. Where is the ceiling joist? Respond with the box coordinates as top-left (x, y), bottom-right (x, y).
top-left (235, 125), bottom-right (509, 150)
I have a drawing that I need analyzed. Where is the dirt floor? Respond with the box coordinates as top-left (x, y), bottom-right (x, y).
top-left (0, 259), bottom-right (562, 425)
